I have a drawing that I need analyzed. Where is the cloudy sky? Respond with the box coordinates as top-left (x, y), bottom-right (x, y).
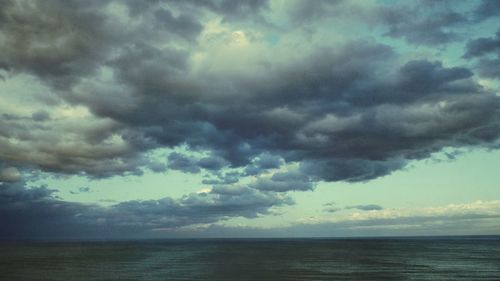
top-left (1, 0), bottom-right (500, 239)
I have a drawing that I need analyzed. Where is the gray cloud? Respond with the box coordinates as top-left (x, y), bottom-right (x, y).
top-left (379, 6), bottom-right (467, 46)
top-left (0, 181), bottom-right (292, 239)
top-left (244, 154), bottom-right (283, 176)
top-left (31, 110), bottom-right (51, 122)
top-left (112, 41), bottom-right (498, 184)
top-left (464, 30), bottom-right (500, 58)
top-left (250, 170), bottom-right (314, 192)
top-left (474, 58), bottom-right (500, 79)
top-left (286, 0), bottom-right (345, 25)
top-left (167, 152), bottom-right (201, 174)
top-left (202, 171), bottom-right (240, 185)
top-left (0, 113), bottom-right (151, 178)
top-left (0, 0), bottom-right (500, 236)
top-left (1, 0), bottom-right (500, 238)
top-left (322, 202), bottom-right (341, 213)
top-left (463, 29), bottom-right (500, 79)
top-left (3, 38), bottom-right (500, 184)
top-left (1, 0), bottom-right (498, 184)
top-left (0, 0), bottom-right (119, 89)
top-left (321, 202), bottom-right (384, 213)
top-left (0, 166), bottom-right (21, 182)
top-left (70, 186), bottom-right (91, 195)
top-left (474, 0), bottom-right (500, 21)
top-left (141, 200), bottom-right (500, 238)
top-left (167, 152), bottom-right (232, 175)
top-left (324, 207), bottom-right (341, 213)
top-left (284, 0), bottom-right (469, 46)
top-left (198, 155), bottom-right (229, 171)
top-left (194, 213), bottom-right (500, 238)
top-left (346, 204), bottom-right (384, 211)
top-left (300, 159), bottom-right (406, 183)
top-left (180, 0), bottom-right (270, 23)
top-left (153, 8), bottom-right (203, 41)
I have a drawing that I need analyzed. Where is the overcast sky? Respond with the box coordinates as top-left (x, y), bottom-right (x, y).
top-left (1, 0), bottom-right (500, 239)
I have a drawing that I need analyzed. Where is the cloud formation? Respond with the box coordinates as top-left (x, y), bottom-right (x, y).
top-left (1, 0), bottom-right (499, 181)
top-left (474, 0), bottom-right (500, 21)
top-left (0, 166), bottom-right (21, 182)
top-left (346, 204), bottom-right (384, 211)
top-left (464, 29), bottom-right (500, 79)
top-left (378, 2), bottom-right (468, 46)
top-left (194, 200), bottom-right (500, 238)
top-left (0, 181), bottom-right (291, 238)
top-left (0, 0), bottom-right (499, 237)
top-left (4, 179), bottom-right (498, 239)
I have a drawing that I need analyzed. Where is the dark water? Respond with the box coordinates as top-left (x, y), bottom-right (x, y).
top-left (1, 236), bottom-right (500, 281)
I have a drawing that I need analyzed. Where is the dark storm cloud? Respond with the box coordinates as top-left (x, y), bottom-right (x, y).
top-left (173, 0), bottom-right (270, 22)
top-left (379, 7), bottom-right (467, 46)
top-left (474, 0), bottom-right (500, 21)
top-left (202, 171), bottom-right (239, 185)
top-left (123, 0), bottom-right (271, 27)
top-left (0, 0), bottom-right (118, 89)
top-left (474, 58), bottom-right (500, 79)
top-left (31, 111), bottom-right (51, 122)
top-left (154, 8), bottom-right (203, 41)
top-left (168, 152), bottom-right (201, 173)
top-left (367, 0), bottom-right (470, 46)
top-left (464, 30), bottom-right (500, 58)
top-left (1, 111), bottom-right (52, 123)
top-left (0, 181), bottom-right (292, 239)
top-left (286, 0), bottom-right (345, 25)
top-left (0, 0), bottom-right (213, 179)
top-left (1, 1), bottom-right (500, 188)
top-left (343, 60), bottom-right (476, 107)
top-left (0, 0), bottom-right (171, 178)
top-left (254, 154), bottom-right (282, 169)
top-left (168, 153), bottom-right (230, 175)
top-left (463, 30), bottom-right (500, 79)
top-left (346, 204), bottom-right (384, 211)
top-left (250, 170), bottom-right (314, 192)
top-left (0, 166), bottom-right (21, 182)
top-left (122, 40), bottom-right (498, 184)
top-left (1, 0), bottom-right (500, 239)
top-left (0, 0), bottom-right (208, 90)
top-left (285, 0), bottom-right (469, 46)
top-left (244, 154), bottom-right (283, 176)
top-left (0, 113), bottom-right (152, 178)
top-left (300, 159), bottom-right (406, 183)
top-left (198, 155), bottom-right (229, 171)
top-left (203, 169), bottom-right (314, 193)
top-left (0, 181), bottom-right (104, 238)
top-left (216, 0), bottom-right (269, 14)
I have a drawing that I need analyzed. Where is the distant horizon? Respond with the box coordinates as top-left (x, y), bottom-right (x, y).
top-left (3, 234), bottom-right (500, 243)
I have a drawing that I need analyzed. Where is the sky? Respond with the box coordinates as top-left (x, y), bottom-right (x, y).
top-left (1, 0), bottom-right (500, 239)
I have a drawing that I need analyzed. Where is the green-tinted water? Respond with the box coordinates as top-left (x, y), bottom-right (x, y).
top-left (1, 237), bottom-right (500, 280)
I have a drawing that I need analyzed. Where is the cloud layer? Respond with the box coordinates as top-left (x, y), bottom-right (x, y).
top-left (0, 180), bottom-right (291, 238)
top-left (2, 180), bottom-right (499, 239)
top-left (0, 0), bottom-right (499, 238)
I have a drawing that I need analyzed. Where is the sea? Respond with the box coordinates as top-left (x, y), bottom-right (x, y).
top-left (1, 236), bottom-right (499, 280)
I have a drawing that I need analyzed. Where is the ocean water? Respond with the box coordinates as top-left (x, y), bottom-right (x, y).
top-left (1, 236), bottom-right (500, 281)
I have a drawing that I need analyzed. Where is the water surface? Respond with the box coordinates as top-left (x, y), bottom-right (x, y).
top-left (1, 236), bottom-right (499, 280)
